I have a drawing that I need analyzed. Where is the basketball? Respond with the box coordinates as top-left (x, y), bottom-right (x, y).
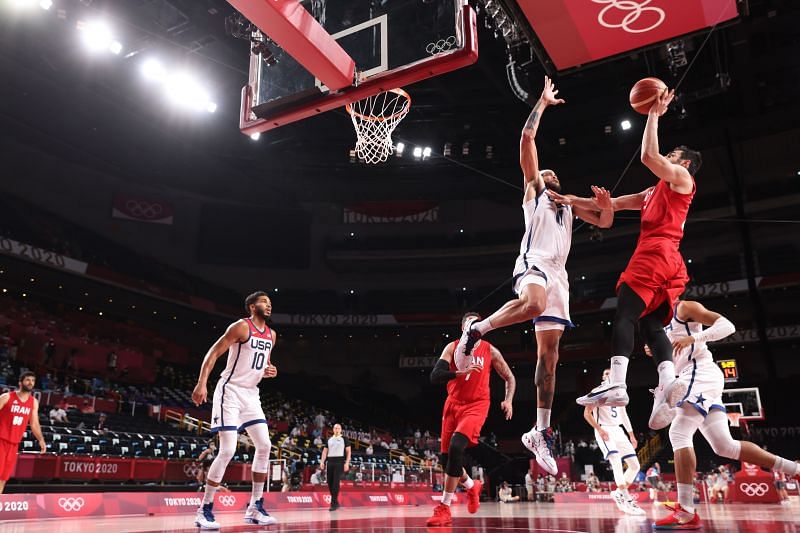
top-left (629, 77), bottom-right (667, 115)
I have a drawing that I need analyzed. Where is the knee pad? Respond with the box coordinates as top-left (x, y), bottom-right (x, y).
top-left (624, 455), bottom-right (640, 473)
top-left (702, 415), bottom-right (741, 460)
top-left (446, 433), bottom-right (469, 478)
top-left (669, 411), bottom-right (702, 451)
top-left (206, 432), bottom-right (237, 483)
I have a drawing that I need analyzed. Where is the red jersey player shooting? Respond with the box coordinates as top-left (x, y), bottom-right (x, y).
top-left (549, 89), bottom-right (702, 429)
top-left (426, 312), bottom-right (516, 527)
top-left (0, 371), bottom-right (46, 493)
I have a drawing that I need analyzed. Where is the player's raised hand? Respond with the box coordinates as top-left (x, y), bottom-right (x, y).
top-left (192, 382), bottom-right (208, 406)
top-left (650, 88), bottom-right (674, 117)
top-left (671, 336), bottom-right (695, 357)
top-left (591, 186), bottom-right (612, 210)
top-left (500, 400), bottom-right (513, 420)
top-left (541, 76), bottom-right (565, 106)
top-left (264, 364), bottom-right (278, 379)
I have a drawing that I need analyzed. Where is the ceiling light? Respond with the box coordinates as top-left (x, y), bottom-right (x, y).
top-left (165, 73), bottom-right (213, 112)
top-left (141, 59), bottom-right (166, 82)
top-left (39, 0), bottom-right (52, 9)
top-left (78, 21), bottom-right (117, 54)
top-left (250, 132), bottom-right (261, 141)
top-left (109, 41), bottom-right (123, 55)
top-left (396, 142), bottom-right (405, 154)
top-left (413, 146), bottom-right (422, 158)
top-left (604, 125), bottom-right (612, 134)
top-left (620, 120), bottom-right (632, 131)
top-left (206, 102), bottom-right (217, 113)
top-left (422, 147), bottom-right (432, 159)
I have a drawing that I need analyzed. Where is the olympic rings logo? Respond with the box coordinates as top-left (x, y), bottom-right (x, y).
top-left (218, 495), bottom-right (237, 507)
top-left (426, 36), bottom-right (457, 55)
top-left (124, 200), bottom-right (164, 219)
top-left (322, 494), bottom-right (332, 504)
top-left (739, 483), bottom-right (769, 497)
top-left (58, 497), bottom-right (85, 512)
top-left (183, 463), bottom-right (200, 478)
top-left (593, 0), bottom-right (666, 33)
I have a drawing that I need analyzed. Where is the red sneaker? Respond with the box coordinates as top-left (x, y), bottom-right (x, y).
top-left (426, 503), bottom-right (452, 526)
top-left (653, 503), bottom-right (701, 530)
top-left (466, 479), bottom-right (482, 514)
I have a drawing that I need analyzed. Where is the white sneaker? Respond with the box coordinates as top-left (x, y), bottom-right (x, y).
top-left (649, 379), bottom-right (687, 430)
top-left (454, 317), bottom-right (481, 370)
top-left (521, 428), bottom-right (558, 475)
top-left (576, 383), bottom-right (629, 407)
top-left (244, 498), bottom-right (278, 525)
top-left (195, 503), bottom-right (220, 530)
top-left (610, 489), bottom-right (628, 513)
top-left (625, 496), bottom-right (647, 516)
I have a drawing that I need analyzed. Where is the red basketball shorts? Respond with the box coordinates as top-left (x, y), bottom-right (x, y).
top-left (617, 242), bottom-right (688, 324)
top-left (0, 439), bottom-right (20, 481)
top-left (440, 398), bottom-right (490, 453)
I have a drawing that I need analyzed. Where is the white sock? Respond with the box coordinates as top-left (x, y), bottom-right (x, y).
top-left (462, 477), bottom-right (474, 490)
top-left (657, 361), bottom-right (676, 386)
top-left (250, 481), bottom-right (265, 505)
top-left (536, 408), bottom-right (551, 430)
top-left (677, 483), bottom-right (694, 514)
top-left (620, 486), bottom-right (629, 497)
top-left (441, 491), bottom-right (454, 506)
top-left (473, 318), bottom-right (494, 335)
top-left (203, 484), bottom-right (218, 505)
top-left (774, 457), bottom-right (800, 476)
top-left (610, 356), bottom-right (629, 384)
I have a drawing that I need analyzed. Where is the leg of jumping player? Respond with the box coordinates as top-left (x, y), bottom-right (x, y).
top-left (472, 283), bottom-right (545, 336)
top-left (521, 328), bottom-right (561, 474)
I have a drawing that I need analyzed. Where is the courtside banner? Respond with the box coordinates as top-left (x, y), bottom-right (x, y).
top-left (518, 0), bottom-right (738, 70)
top-left (0, 491), bottom-right (459, 520)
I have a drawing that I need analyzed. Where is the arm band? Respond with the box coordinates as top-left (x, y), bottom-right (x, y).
top-left (693, 317), bottom-right (735, 344)
top-left (430, 359), bottom-right (456, 384)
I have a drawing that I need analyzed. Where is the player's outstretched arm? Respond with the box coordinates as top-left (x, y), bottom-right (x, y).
top-left (671, 300), bottom-right (736, 355)
top-left (571, 186), bottom-right (614, 228)
top-left (490, 347), bottom-right (516, 420)
top-left (641, 89), bottom-right (693, 191)
top-left (520, 76), bottom-right (565, 194)
top-left (30, 398), bottom-right (46, 453)
top-left (192, 320), bottom-right (249, 405)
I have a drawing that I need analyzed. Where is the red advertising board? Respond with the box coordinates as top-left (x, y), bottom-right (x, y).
top-left (0, 491), bottom-right (459, 521)
top-left (518, 0), bottom-right (739, 70)
top-left (732, 462), bottom-right (780, 503)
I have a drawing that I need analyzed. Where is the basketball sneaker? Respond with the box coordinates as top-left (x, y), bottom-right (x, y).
top-left (576, 383), bottom-right (629, 407)
top-left (466, 479), bottom-right (483, 514)
top-left (244, 498), bottom-right (277, 526)
top-left (455, 317), bottom-right (482, 369)
top-left (521, 428), bottom-right (558, 475)
top-left (195, 503), bottom-right (220, 530)
top-left (649, 379), bottom-right (687, 430)
top-left (625, 496), bottom-right (647, 516)
top-left (611, 489), bottom-right (628, 513)
top-left (653, 503), bottom-right (701, 530)
top-left (426, 503), bottom-right (452, 526)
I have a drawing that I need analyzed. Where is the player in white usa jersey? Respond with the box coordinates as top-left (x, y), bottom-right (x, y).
top-left (653, 299), bottom-right (800, 529)
top-left (454, 77), bottom-right (614, 476)
top-left (191, 291), bottom-right (278, 529)
top-left (583, 368), bottom-right (644, 516)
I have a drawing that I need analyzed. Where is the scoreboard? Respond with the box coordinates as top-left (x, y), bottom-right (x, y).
top-left (717, 359), bottom-right (739, 383)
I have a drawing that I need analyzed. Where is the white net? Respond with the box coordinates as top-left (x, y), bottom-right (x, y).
top-left (346, 88), bottom-right (411, 164)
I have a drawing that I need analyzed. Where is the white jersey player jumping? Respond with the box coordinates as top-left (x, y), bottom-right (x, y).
top-left (653, 299), bottom-right (800, 529)
top-left (454, 77), bottom-right (614, 475)
top-left (192, 291), bottom-right (279, 529)
top-left (583, 368), bottom-right (645, 516)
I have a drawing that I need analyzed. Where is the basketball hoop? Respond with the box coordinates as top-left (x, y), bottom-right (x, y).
top-left (346, 88), bottom-right (411, 164)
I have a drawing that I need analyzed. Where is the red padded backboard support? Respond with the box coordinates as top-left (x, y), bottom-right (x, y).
top-left (238, 5), bottom-right (478, 136)
top-left (226, 0), bottom-right (355, 91)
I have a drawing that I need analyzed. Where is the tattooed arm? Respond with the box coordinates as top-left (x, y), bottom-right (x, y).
top-left (520, 76), bottom-right (565, 199)
top-left (491, 346), bottom-right (516, 420)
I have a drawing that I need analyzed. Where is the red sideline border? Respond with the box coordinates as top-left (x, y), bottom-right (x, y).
top-left (0, 491), bottom-right (459, 521)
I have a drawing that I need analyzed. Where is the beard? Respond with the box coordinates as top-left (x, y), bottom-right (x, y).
top-left (544, 180), bottom-right (561, 193)
top-left (255, 307), bottom-right (271, 321)
top-left (20, 384), bottom-right (33, 392)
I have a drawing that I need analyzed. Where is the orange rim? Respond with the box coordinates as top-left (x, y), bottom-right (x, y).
top-left (346, 88), bottom-right (411, 122)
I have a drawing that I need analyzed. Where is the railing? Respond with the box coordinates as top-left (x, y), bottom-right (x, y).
top-left (637, 433), bottom-right (664, 467)
top-left (164, 408), bottom-right (211, 435)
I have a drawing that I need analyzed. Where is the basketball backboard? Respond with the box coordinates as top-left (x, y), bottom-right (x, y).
top-left (721, 387), bottom-right (764, 421)
top-left (227, 0), bottom-right (477, 135)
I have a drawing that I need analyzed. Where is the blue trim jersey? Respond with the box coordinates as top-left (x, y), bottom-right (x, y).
top-left (513, 189), bottom-right (573, 281)
top-left (664, 304), bottom-right (713, 374)
top-left (219, 318), bottom-right (274, 389)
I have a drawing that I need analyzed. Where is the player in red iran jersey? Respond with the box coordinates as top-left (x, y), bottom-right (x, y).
top-left (554, 89), bottom-right (703, 431)
top-left (0, 371), bottom-right (46, 493)
top-left (426, 312), bottom-right (516, 526)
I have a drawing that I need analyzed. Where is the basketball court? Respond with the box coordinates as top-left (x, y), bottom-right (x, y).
top-left (1, 501), bottom-right (798, 532)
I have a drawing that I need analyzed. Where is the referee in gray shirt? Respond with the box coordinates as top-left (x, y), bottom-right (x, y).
top-left (320, 423), bottom-right (351, 511)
